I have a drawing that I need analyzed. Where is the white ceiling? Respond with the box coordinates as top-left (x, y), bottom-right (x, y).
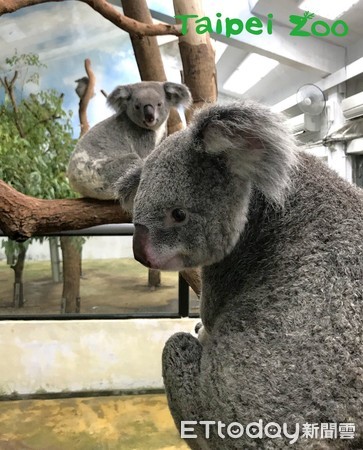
top-left (1, 0), bottom-right (363, 112)
top-left (149, 0), bottom-right (363, 108)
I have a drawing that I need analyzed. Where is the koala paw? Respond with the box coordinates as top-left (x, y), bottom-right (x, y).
top-left (195, 322), bottom-right (210, 345)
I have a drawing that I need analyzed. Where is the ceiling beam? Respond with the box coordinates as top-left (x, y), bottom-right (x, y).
top-left (272, 57), bottom-right (363, 113)
top-left (216, 46), bottom-right (248, 86)
top-left (150, 9), bottom-right (346, 75)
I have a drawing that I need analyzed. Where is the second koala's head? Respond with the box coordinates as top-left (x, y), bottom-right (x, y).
top-left (107, 81), bottom-right (191, 130)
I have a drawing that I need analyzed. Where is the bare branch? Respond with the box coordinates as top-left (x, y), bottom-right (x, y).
top-left (0, 0), bottom-right (182, 37)
top-left (78, 58), bottom-right (95, 136)
top-left (2, 72), bottom-right (26, 138)
top-left (8, 70), bottom-right (18, 87)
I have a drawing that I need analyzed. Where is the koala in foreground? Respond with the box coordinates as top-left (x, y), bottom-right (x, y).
top-left (117, 101), bottom-right (363, 449)
top-left (67, 81), bottom-right (191, 200)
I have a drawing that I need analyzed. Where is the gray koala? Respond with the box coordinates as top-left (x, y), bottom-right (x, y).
top-left (67, 81), bottom-right (191, 200)
top-left (117, 101), bottom-right (363, 449)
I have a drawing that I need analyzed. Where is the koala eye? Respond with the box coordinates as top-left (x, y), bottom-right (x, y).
top-left (157, 102), bottom-right (162, 107)
top-left (135, 104), bottom-right (140, 110)
top-left (171, 208), bottom-right (187, 223)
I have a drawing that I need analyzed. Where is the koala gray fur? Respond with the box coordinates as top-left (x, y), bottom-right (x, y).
top-left (75, 76), bottom-right (89, 99)
top-left (117, 101), bottom-right (363, 449)
top-left (67, 81), bottom-right (191, 200)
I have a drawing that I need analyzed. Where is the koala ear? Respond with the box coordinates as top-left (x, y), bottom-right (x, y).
top-left (163, 82), bottom-right (192, 107)
top-left (114, 162), bottom-right (143, 213)
top-left (107, 85), bottom-right (132, 112)
top-left (193, 102), bottom-right (298, 205)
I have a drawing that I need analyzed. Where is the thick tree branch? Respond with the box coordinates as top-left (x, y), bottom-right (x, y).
top-left (174, 0), bottom-right (217, 119)
top-left (0, 180), bottom-right (131, 241)
top-left (0, 0), bottom-right (182, 37)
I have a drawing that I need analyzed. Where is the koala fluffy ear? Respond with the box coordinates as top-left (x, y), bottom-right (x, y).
top-left (107, 85), bottom-right (132, 112)
top-left (114, 162), bottom-right (143, 213)
top-left (193, 102), bottom-right (298, 205)
top-left (163, 82), bottom-right (192, 108)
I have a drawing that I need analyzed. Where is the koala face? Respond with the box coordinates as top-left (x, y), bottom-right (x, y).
top-left (121, 86), bottom-right (166, 129)
top-left (117, 102), bottom-right (297, 271)
top-left (131, 132), bottom-right (250, 271)
top-left (107, 81), bottom-right (191, 131)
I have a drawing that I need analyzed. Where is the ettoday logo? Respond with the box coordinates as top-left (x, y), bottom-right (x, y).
top-left (175, 11), bottom-right (349, 38)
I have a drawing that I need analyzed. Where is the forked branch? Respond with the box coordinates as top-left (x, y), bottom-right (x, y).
top-left (0, 0), bottom-right (182, 37)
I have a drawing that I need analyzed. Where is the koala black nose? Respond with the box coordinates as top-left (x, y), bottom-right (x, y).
top-left (133, 224), bottom-right (152, 267)
top-left (143, 105), bottom-right (155, 123)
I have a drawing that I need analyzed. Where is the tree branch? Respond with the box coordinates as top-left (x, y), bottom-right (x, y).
top-left (0, 180), bottom-right (131, 241)
top-left (0, 0), bottom-right (182, 37)
top-left (2, 71), bottom-right (26, 138)
top-left (79, 58), bottom-right (95, 136)
top-left (23, 100), bottom-right (61, 134)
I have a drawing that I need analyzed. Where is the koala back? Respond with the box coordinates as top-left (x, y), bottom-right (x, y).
top-left (119, 101), bottom-right (363, 446)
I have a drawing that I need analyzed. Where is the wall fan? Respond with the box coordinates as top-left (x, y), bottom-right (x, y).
top-left (296, 84), bottom-right (326, 132)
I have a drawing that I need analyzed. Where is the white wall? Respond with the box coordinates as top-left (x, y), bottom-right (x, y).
top-left (0, 236), bottom-right (134, 261)
top-left (0, 318), bottom-right (199, 396)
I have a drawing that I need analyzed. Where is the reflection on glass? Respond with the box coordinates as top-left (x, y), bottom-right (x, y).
top-left (0, 236), bottom-right (200, 316)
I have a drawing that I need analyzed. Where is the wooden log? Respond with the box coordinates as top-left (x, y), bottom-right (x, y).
top-left (173, 0), bottom-right (217, 120)
top-left (0, 180), bottom-right (131, 241)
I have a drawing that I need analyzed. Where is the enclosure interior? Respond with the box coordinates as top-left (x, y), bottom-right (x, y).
top-left (1, 0), bottom-right (363, 448)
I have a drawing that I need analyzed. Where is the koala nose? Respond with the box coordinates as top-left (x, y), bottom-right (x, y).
top-left (133, 224), bottom-right (152, 267)
top-left (143, 105), bottom-right (155, 123)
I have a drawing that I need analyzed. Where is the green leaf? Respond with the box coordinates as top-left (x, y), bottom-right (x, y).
top-left (304, 11), bottom-right (315, 20)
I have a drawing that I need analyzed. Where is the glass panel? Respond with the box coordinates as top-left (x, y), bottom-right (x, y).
top-left (0, 236), bottom-right (181, 316)
top-left (189, 287), bottom-right (200, 317)
top-left (352, 154), bottom-right (363, 187)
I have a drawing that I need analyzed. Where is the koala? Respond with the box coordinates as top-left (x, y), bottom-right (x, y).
top-left (117, 101), bottom-right (363, 449)
top-left (75, 76), bottom-right (90, 99)
top-left (67, 81), bottom-right (191, 200)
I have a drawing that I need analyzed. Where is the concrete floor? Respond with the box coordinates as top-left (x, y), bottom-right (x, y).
top-left (0, 394), bottom-right (189, 450)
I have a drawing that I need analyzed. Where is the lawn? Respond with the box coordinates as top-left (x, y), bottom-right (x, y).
top-left (0, 259), bottom-right (199, 316)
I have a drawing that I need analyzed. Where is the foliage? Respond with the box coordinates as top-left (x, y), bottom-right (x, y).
top-left (3, 51), bottom-right (46, 87)
top-left (0, 52), bottom-right (77, 271)
top-left (0, 53), bottom-right (76, 199)
top-left (1, 240), bottom-right (29, 266)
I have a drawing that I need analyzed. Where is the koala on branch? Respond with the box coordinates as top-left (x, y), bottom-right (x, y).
top-left (117, 101), bottom-right (363, 449)
top-left (68, 81), bottom-right (191, 200)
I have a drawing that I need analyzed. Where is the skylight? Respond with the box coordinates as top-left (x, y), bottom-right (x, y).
top-left (299, 0), bottom-right (360, 20)
top-left (223, 53), bottom-right (279, 95)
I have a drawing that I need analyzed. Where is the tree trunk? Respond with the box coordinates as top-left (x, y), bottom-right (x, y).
top-left (148, 269), bottom-right (161, 289)
top-left (121, 0), bottom-right (202, 297)
top-left (172, 0), bottom-right (218, 298)
top-left (59, 59), bottom-right (97, 314)
top-left (173, 0), bottom-right (217, 119)
top-left (60, 237), bottom-right (81, 313)
top-left (11, 243), bottom-right (27, 308)
top-left (121, 0), bottom-right (166, 288)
